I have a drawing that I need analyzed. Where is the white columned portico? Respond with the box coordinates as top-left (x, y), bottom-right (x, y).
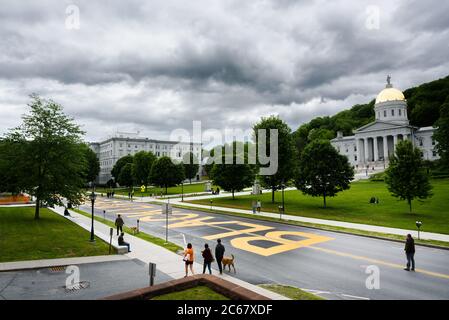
top-left (383, 136), bottom-right (389, 159)
top-left (364, 137), bottom-right (369, 164)
top-left (357, 139), bottom-right (363, 165)
top-left (373, 137), bottom-right (379, 161)
top-left (393, 135), bottom-right (398, 153)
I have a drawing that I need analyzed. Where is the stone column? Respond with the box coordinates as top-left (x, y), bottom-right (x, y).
top-left (357, 139), bottom-right (363, 164)
top-left (364, 137), bottom-right (369, 164)
top-left (383, 136), bottom-right (389, 160)
top-left (373, 137), bottom-right (379, 161)
top-left (393, 135), bottom-right (398, 153)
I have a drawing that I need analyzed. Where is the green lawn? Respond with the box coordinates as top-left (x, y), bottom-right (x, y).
top-left (0, 207), bottom-right (112, 262)
top-left (189, 179), bottom-right (449, 234)
top-left (151, 285), bottom-right (229, 300)
top-left (95, 182), bottom-right (217, 196)
top-left (259, 284), bottom-right (324, 300)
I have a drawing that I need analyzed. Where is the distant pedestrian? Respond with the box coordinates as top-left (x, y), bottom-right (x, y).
top-left (252, 200), bottom-right (257, 214)
top-left (184, 243), bottom-right (195, 277)
top-left (215, 239), bottom-right (225, 275)
top-left (216, 187), bottom-right (220, 195)
top-left (404, 234), bottom-right (415, 271)
top-left (112, 191), bottom-right (115, 197)
top-left (118, 233), bottom-right (131, 252)
top-left (202, 243), bottom-right (214, 275)
top-left (64, 207), bottom-right (71, 216)
top-left (256, 200), bottom-right (261, 213)
top-left (115, 214), bottom-right (124, 236)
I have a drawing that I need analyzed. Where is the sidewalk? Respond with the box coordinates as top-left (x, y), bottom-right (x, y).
top-left (49, 206), bottom-right (288, 300)
top-left (153, 199), bottom-right (449, 243)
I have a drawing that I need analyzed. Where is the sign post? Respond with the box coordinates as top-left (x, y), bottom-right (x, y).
top-left (149, 262), bottom-right (156, 286)
top-left (162, 201), bottom-right (172, 243)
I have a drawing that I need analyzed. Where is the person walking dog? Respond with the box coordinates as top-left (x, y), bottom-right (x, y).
top-left (115, 214), bottom-right (124, 236)
top-left (184, 243), bottom-right (195, 277)
top-left (215, 239), bottom-right (225, 275)
top-left (202, 244), bottom-right (214, 275)
top-left (404, 234), bottom-right (416, 271)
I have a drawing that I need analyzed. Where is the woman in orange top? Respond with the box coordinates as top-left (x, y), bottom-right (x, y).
top-left (184, 243), bottom-right (195, 277)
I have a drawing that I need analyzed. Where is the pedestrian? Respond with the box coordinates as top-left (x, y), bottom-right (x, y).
top-left (216, 187), bottom-right (220, 195)
top-left (115, 214), bottom-right (124, 236)
top-left (118, 232), bottom-right (131, 252)
top-left (64, 207), bottom-right (71, 216)
top-left (252, 200), bottom-right (257, 214)
top-left (183, 243), bottom-right (195, 277)
top-left (202, 243), bottom-right (214, 275)
top-left (112, 191), bottom-right (115, 198)
top-left (404, 234), bottom-right (415, 271)
top-left (215, 239), bottom-right (225, 275)
top-left (256, 200), bottom-right (261, 213)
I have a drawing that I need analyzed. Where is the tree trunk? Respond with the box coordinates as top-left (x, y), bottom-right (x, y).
top-left (34, 196), bottom-right (40, 220)
top-left (271, 188), bottom-right (275, 203)
top-left (323, 192), bottom-right (327, 208)
top-left (232, 189), bottom-right (235, 200)
top-left (165, 185), bottom-right (168, 195)
top-left (408, 198), bottom-right (412, 213)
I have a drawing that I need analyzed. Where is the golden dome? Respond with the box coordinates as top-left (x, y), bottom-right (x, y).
top-left (375, 87), bottom-right (405, 104)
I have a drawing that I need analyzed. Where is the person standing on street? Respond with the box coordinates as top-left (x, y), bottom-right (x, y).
top-left (115, 214), bottom-right (124, 236)
top-left (215, 239), bottom-right (225, 275)
top-left (404, 234), bottom-right (416, 271)
top-left (202, 243), bottom-right (214, 275)
top-left (184, 243), bottom-right (195, 277)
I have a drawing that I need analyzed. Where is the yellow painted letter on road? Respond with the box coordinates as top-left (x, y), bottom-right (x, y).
top-left (231, 231), bottom-right (334, 256)
top-left (203, 221), bottom-right (274, 240)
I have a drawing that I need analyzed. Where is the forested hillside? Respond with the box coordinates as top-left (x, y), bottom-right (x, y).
top-left (293, 75), bottom-right (449, 154)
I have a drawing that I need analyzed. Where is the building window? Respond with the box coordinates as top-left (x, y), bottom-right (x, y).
top-left (419, 139), bottom-right (423, 146)
top-left (391, 109), bottom-right (395, 116)
top-left (354, 156), bottom-right (357, 161)
top-left (383, 110), bottom-right (387, 117)
top-left (433, 151), bottom-right (437, 157)
top-left (354, 146), bottom-right (357, 152)
top-left (399, 109), bottom-right (402, 116)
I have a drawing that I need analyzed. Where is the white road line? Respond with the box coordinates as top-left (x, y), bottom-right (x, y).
top-left (341, 294), bottom-right (370, 300)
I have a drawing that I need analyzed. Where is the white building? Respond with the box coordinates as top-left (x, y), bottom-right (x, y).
top-left (90, 131), bottom-right (202, 184)
top-left (331, 77), bottom-right (439, 172)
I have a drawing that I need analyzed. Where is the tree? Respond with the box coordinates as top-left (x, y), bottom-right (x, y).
top-left (434, 100), bottom-right (449, 169)
top-left (111, 154), bottom-right (133, 181)
top-left (133, 151), bottom-right (156, 190)
top-left (253, 116), bottom-right (297, 203)
top-left (82, 144), bottom-right (100, 184)
top-left (4, 94), bottom-right (86, 219)
top-left (294, 140), bottom-right (354, 208)
top-left (210, 154), bottom-right (255, 199)
top-left (117, 163), bottom-right (134, 190)
top-left (0, 139), bottom-right (22, 194)
top-left (149, 157), bottom-right (185, 194)
top-left (385, 140), bottom-right (433, 212)
top-left (182, 152), bottom-right (200, 183)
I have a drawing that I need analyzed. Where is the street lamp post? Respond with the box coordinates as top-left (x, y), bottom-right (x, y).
top-left (181, 182), bottom-right (184, 202)
top-left (89, 191), bottom-right (97, 242)
top-left (279, 181), bottom-right (285, 220)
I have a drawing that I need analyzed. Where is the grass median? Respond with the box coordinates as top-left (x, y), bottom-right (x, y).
top-left (0, 206), bottom-right (112, 263)
top-left (71, 208), bottom-right (183, 253)
top-left (259, 284), bottom-right (323, 300)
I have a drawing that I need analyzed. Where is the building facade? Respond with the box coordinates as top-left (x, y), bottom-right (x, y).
top-left (331, 78), bottom-right (439, 172)
top-left (90, 132), bottom-right (202, 185)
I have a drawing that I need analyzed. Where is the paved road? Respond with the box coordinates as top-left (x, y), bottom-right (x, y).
top-left (85, 197), bottom-right (449, 300)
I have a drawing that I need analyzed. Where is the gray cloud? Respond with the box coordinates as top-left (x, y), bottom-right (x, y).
top-left (0, 0), bottom-right (448, 143)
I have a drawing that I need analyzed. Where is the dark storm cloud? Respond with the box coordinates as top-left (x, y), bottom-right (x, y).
top-left (0, 0), bottom-right (448, 142)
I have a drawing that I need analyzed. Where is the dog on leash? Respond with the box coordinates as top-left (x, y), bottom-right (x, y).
top-left (221, 254), bottom-right (236, 273)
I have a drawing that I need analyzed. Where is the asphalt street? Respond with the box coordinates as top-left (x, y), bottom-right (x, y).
top-left (84, 197), bottom-right (449, 300)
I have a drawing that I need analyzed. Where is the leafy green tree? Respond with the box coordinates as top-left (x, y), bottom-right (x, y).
top-left (149, 156), bottom-right (185, 194)
top-left (294, 140), bottom-right (354, 208)
top-left (4, 95), bottom-right (86, 219)
top-left (385, 140), bottom-right (433, 212)
top-left (307, 128), bottom-right (335, 141)
top-left (133, 151), bottom-right (156, 190)
top-left (253, 116), bottom-right (297, 203)
top-left (111, 155), bottom-right (133, 181)
top-left (210, 154), bottom-right (255, 199)
top-left (117, 163), bottom-right (134, 191)
top-left (434, 101), bottom-right (449, 169)
top-left (182, 152), bottom-right (200, 183)
top-left (0, 139), bottom-right (22, 194)
top-left (82, 144), bottom-right (100, 184)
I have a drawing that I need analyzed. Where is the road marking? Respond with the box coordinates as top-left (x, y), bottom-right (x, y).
top-left (341, 294), bottom-right (370, 300)
top-left (309, 246), bottom-right (449, 280)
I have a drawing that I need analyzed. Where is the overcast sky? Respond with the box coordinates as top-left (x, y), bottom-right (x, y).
top-left (1, 0), bottom-right (448, 143)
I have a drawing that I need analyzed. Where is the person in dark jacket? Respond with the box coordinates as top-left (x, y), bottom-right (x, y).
top-left (118, 233), bottom-right (131, 252)
top-left (215, 239), bottom-right (225, 275)
top-left (115, 214), bottom-right (124, 236)
top-left (404, 234), bottom-right (415, 271)
top-left (202, 243), bottom-right (214, 274)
